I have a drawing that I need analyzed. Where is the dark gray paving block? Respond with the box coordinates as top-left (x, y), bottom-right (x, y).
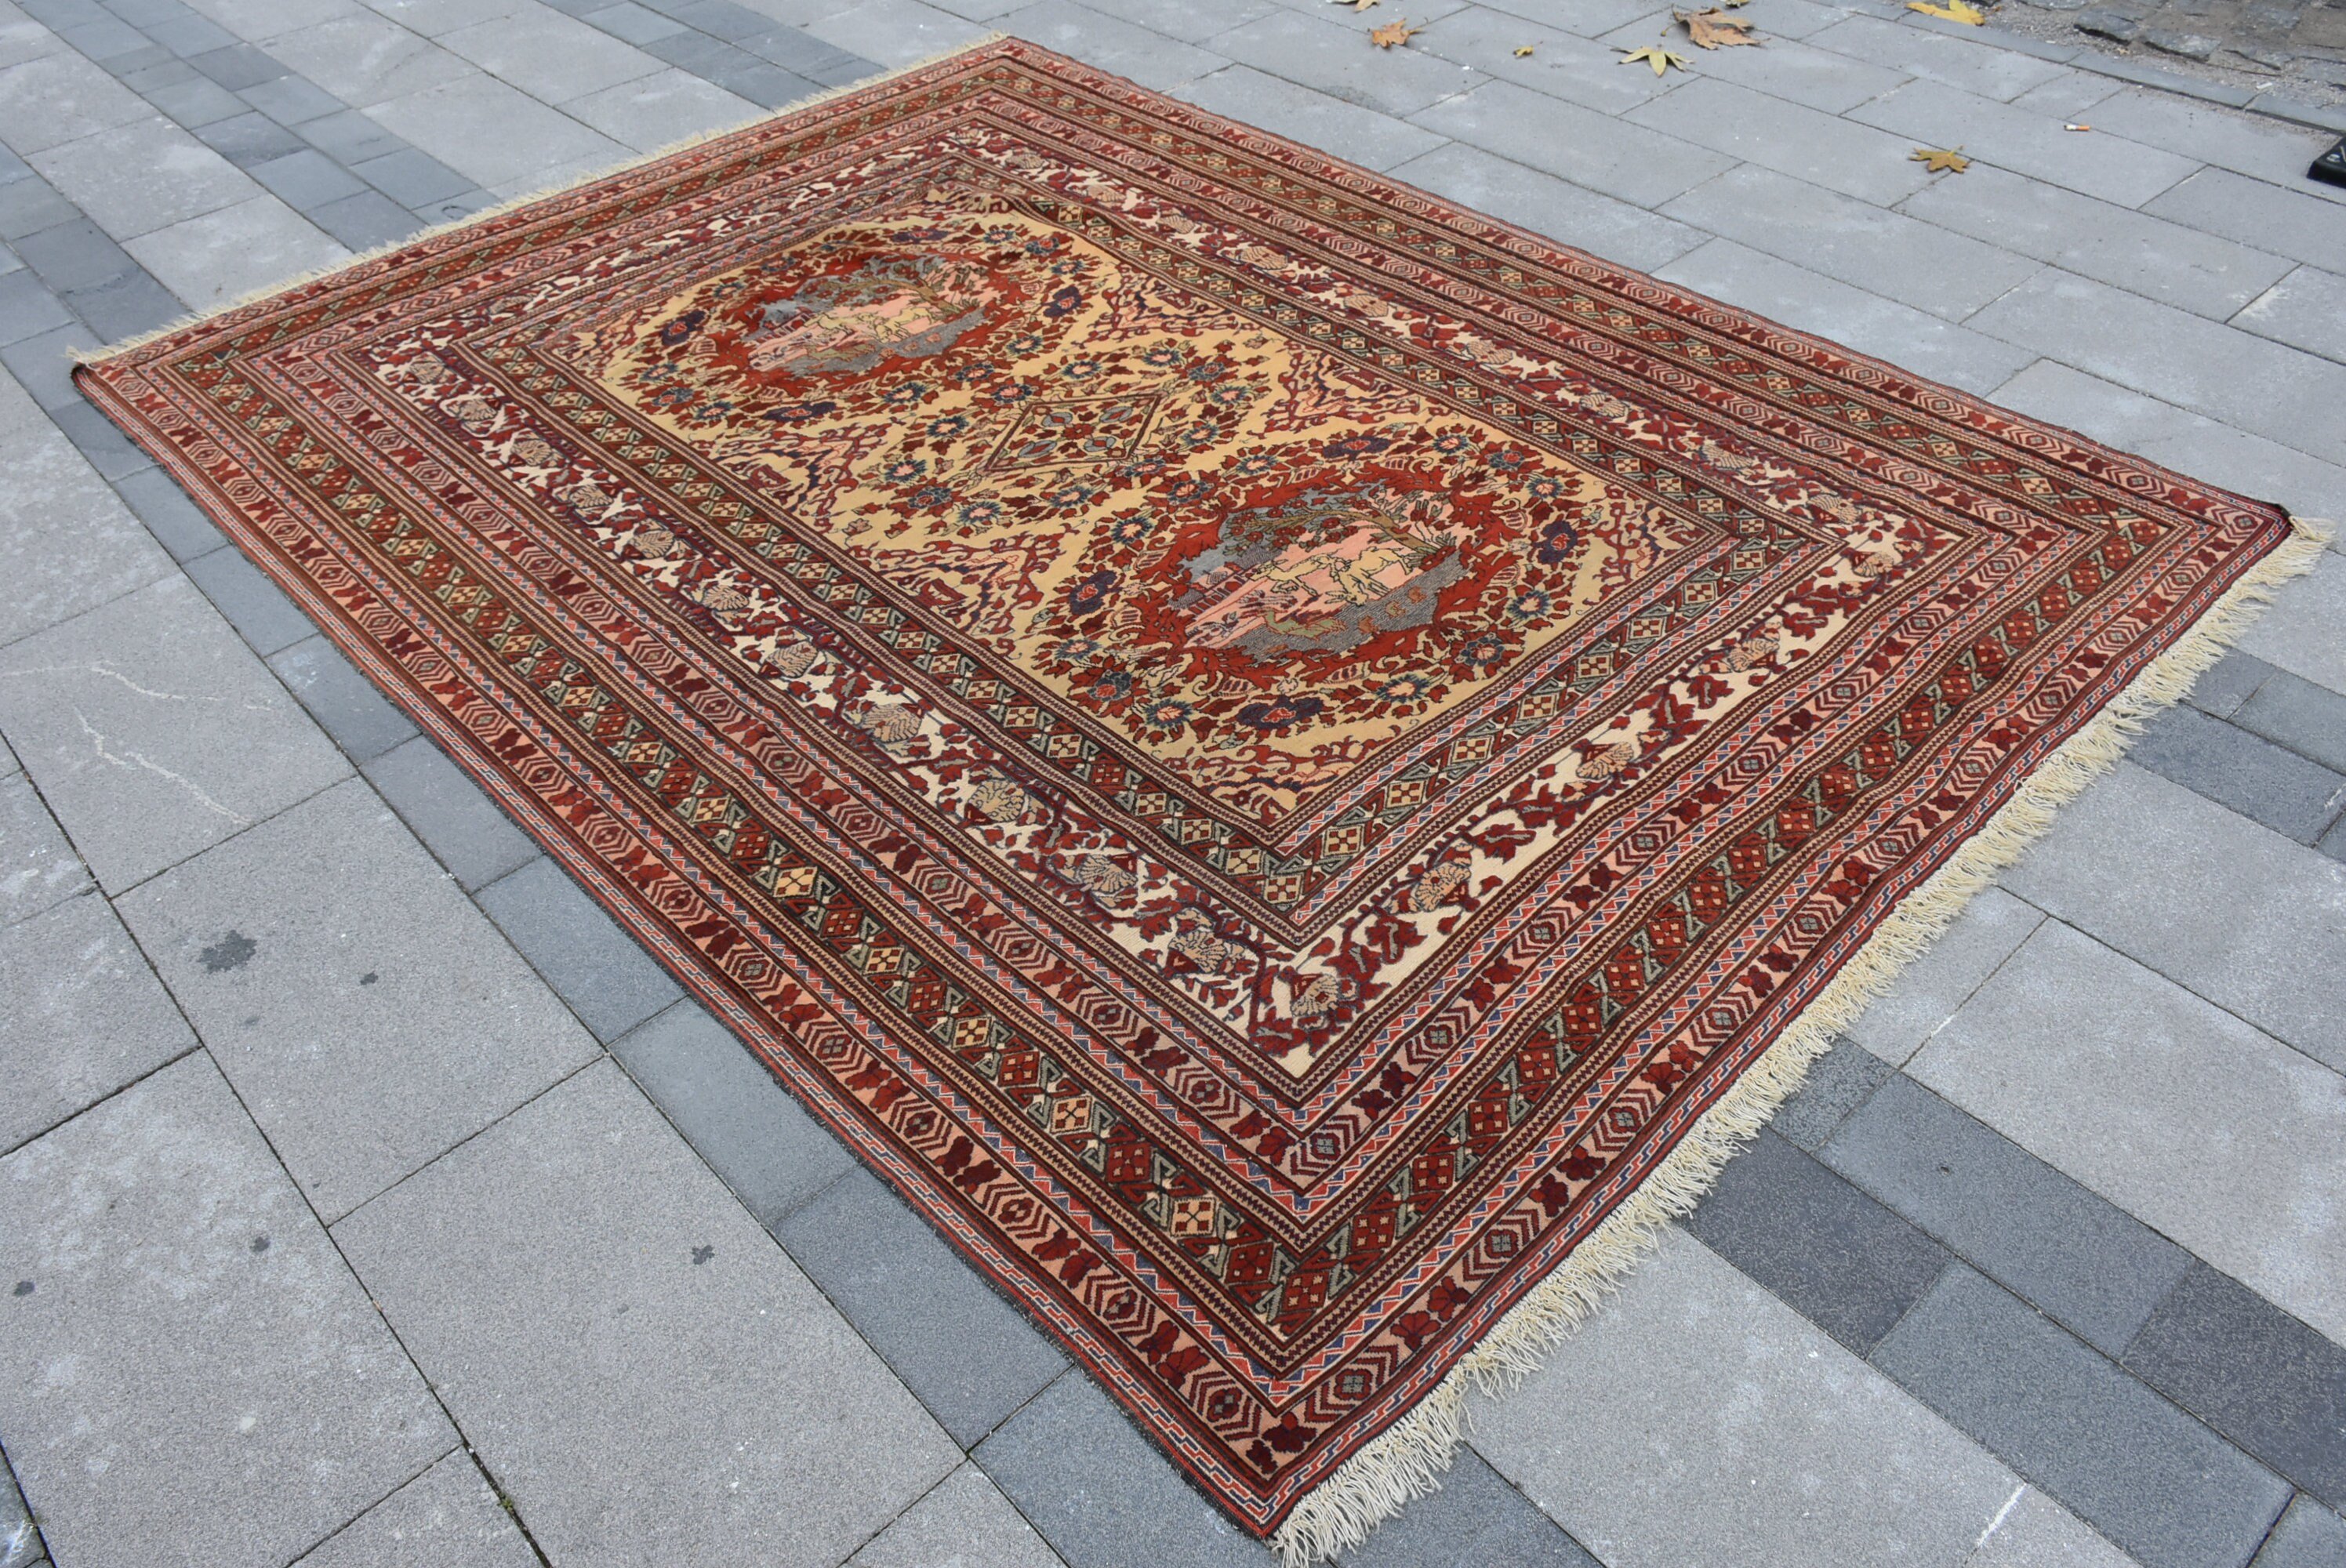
top-left (146, 10), bottom-right (235, 56)
top-left (45, 404), bottom-right (155, 481)
top-left (62, 16), bottom-right (154, 61)
top-left (110, 464), bottom-right (225, 561)
top-left (2124, 1263), bottom-right (2346, 1510)
top-left (1681, 1128), bottom-right (1950, 1355)
top-left (979, 1372), bottom-right (1271, 1568)
top-left (673, 0), bottom-right (780, 38)
top-left (1768, 1037), bottom-right (1894, 1152)
top-left (0, 272), bottom-right (71, 349)
top-left (475, 854), bottom-right (681, 1038)
top-left (609, 1000), bottom-right (855, 1226)
top-left (1873, 1266), bottom-right (2293, 1568)
top-left (0, 323), bottom-right (103, 413)
top-left (706, 59), bottom-right (823, 108)
top-left (584, 2), bottom-right (692, 45)
top-left (2190, 651), bottom-right (2279, 720)
top-left (185, 42), bottom-right (285, 90)
top-left (181, 543), bottom-right (317, 655)
top-left (238, 74), bottom-right (343, 126)
top-left (2256, 1497), bottom-right (2346, 1568)
top-left (361, 735), bottom-right (539, 892)
top-left (642, 27), bottom-right (757, 74)
top-left (1821, 1074), bottom-right (2190, 1355)
top-left (2235, 670), bottom-right (2346, 778)
top-left (249, 147), bottom-right (366, 210)
top-left (115, 57), bottom-right (199, 95)
top-left (1340, 1445), bottom-right (1598, 1567)
top-left (307, 190), bottom-right (419, 252)
top-left (12, 218), bottom-right (136, 296)
top-left (351, 147), bottom-right (475, 208)
top-left (297, 108), bottom-right (405, 168)
top-left (2129, 702), bottom-right (2346, 845)
top-left (417, 191), bottom-right (498, 226)
top-left (0, 180), bottom-right (78, 241)
top-left (194, 108), bottom-right (307, 166)
top-left (57, 266), bottom-right (183, 342)
top-left (267, 635), bottom-right (419, 763)
top-left (775, 1166), bottom-right (1068, 1446)
top-left (144, 74), bottom-right (247, 129)
top-left (740, 27), bottom-right (879, 85)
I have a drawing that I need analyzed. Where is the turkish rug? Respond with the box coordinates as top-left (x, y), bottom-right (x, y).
top-left (80, 38), bottom-right (2315, 1557)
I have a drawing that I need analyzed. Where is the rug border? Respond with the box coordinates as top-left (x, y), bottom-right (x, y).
top-left (66, 37), bottom-right (2339, 1560)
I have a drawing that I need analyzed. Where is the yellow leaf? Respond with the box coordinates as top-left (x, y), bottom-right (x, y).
top-left (1905, 0), bottom-right (1985, 22)
top-left (1619, 43), bottom-right (1690, 74)
top-left (1328, 0), bottom-right (1378, 11)
top-left (1369, 17), bottom-right (1418, 45)
top-left (1513, 42), bottom-right (1535, 54)
top-left (1910, 146), bottom-right (1970, 172)
top-left (1676, 6), bottom-right (1759, 46)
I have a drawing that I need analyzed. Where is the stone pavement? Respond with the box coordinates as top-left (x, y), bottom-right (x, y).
top-left (0, 0), bottom-right (2341, 1563)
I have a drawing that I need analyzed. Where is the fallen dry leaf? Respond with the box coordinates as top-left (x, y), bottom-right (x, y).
top-left (1619, 42), bottom-right (1691, 73)
top-left (1910, 146), bottom-right (1970, 172)
top-left (1369, 16), bottom-right (1418, 45)
top-left (1513, 42), bottom-right (1535, 54)
top-left (1905, 0), bottom-right (1985, 21)
top-left (1676, 6), bottom-right (1759, 46)
top-left (1330, 0), bottom-right (1379, 11)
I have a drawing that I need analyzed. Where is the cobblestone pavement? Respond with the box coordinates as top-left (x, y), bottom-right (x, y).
top-left (0, 0), bottom-right (2343, 1565)
top-left (1994, 0), bottom-right (2346, 114)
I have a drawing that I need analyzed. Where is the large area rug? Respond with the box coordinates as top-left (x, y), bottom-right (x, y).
top-left (80, 38), bottom-right (2319, 1558)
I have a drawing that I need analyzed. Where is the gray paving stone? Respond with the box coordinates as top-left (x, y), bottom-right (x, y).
top-left (1805, 13), bottom-right (2073, 98)
top-left (249, 147), bottom-right (367, 210)
top-left (1208, 8), bottom-right (1482, 117)
top-left (0, 267), bottom-right (69, 346)
top-left (1174, 65), bottom-right (1446, 172)
top-left (1899, 163), bottom-right (2296, 321)
top-left (268, 13), bottom-right (475, 107)
top-left (333, 1058), bottom-right (961, 1568)
top-left (2234, 669), bottom-right (2346, 777)
top-left (585, 0), bottom-right (693, 42)
top-left (1469, 0), bottom-right (1663, 37)
top-left (1999, 763), bottom-right (2346, 1076)
top-left (1401, 5), bottom-right (1682, 115)
top-left (1332, 1443), bottom-right (1599, 1566)
top-left (2239, 551), bottom-right (2346, 698)
top-left (1767, 1036), bottom-right (1894, 1150)
top-left (1655, 238), bottom-right (2035, 395)
top-left (0, 775), bottom-right (87, 929)
top-left (1872, 1265), bottom-right (2291, 1568)
top-left (121, 778), bottom-right (600, 1218)
top-left (238, 74), bottom-right (343, 128)
top-left (1821, 1073), bottom-right (2191, 1355)
top-left (699, 56), bottom-right (821, 108)
top-left (266, 634), bottom-right (420, 763)
top-left (674, 0), bottom-right (790, 37)
top-left (1059, 0), bottom-right (1270, 44)
top-left (2188, 651), bottom-right (2277, 720)
top-left (2256, 1497), bottom-right (2346, 1568)
top-left (440, 8), bottom-right (663, 102)
top-left (1621, 26), bottom-right (1911, 113)
top-left (1970, 1486), bottom-right (2148, 1568)
top-left (55, 263), bottom-right (183, 339)
top-left (307, 188), bottom-right (419, 250)
top-left (0, 1052), bottom-right (454, 1568)
top-left (193, 107), bottom-right (308, 166)
top-left (111, 463), bottom-right (227, 561)
top-left (147, 11), bottom-right (237, 56)
top-left (2003, 67), bottom-right (2119, 118)
top-left (350, 146), bottom-right (475, 207)
top-left (848, 1461), bottom-right (1066, 1568)
top-left (2082, 86), bottom-right (2336, 190)
top-left (1909, 916), bottom-right (2346, 1347)
top-left (1625, 76), bottom-right (1934, 205)
top-left (609, 999), bottom-right (854, 1225)
top-left (1003, 0), bottom-right (1227, 89)
top-left (640, 26), bottom-right (755, 74)
top-left (2123, 1263), bottom-right (2346, 1511)
top-left (0, 1458), bottom-right (34, 1568)
top-left (0, 573), bottom-right (349, 891)
top-left (10, 214), bottom-right (135, 301)
top-left (125, 194), bottom-right (349, 312)
top-left (1662, 165), bottom-right (2038, 321)
top-left (475, 852), bottom-right (681, 1038)
top-left (1681, 1127), bottom-right (1949, 1354)
top-left (2130, 702), bottom-right (2346, 844)
top-left (1385, 142), bottom-right (1705, 272)
top-left (1988, 361), bottom-right (2346, 535)
top-left (1848, 77), bottom-right (2199, 207)
top-left (1409, 80), bottom-right (1733, 209)
top-left (774, 1165), bottom-right (1069, 1446)
top-left (296, 107), bottom-right (406, 168)
top-left (0, 890), bottom-right (192, 1153)
top-left (292, 1449), bottom-right (536, 1568)
top-left (560, 66), bottom-right (754, 150)
top-left (367, 74), bottom-right (626, 190)
top-left (186, 42), bottom-right (286, 91)
top-left (1970, 269), bottom-right (2346, 468)
top-left (0, 372), bottom-right (174, 642)
top-left (2146, 169), bottom-right (2346, 280)
top-left (804, 0), bottom-right (992, 67)
top-left (358, 734), bottom-right (538, 891)
top-left (977, 1371), bottom-right (1275, 1568)
top-left (1470, 1226), bottom-right (2038, 1568)
top-left (146, 72), bottom-right (249, 128)
top-left (0, 175), bottom-right (78, 238)
top-left (182, 541), bottom-right (318, 655)
top-left (2238, 267), bottom-right (2346, 371)
top-left (735, 27), bottom-right (879, 85)
top-left (0, 52), bottom-right (150, 154)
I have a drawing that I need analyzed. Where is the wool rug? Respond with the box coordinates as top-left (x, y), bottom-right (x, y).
top-left (79, 38), bottom-right (2322, 1559)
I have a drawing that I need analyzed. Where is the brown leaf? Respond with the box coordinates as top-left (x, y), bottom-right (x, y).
top-left (1910, 145), bottom-right (1970, 172)
top-left (1369, 17), bottom-right (1418, 45)
top-left (1676, 7), bottom-right (1758, 45)
top-left (1905, 0), bottom-right (1985, 21)
top-left (1328, 0), bottom-right (1379, 11)
top-left (1618, 42), bottom-right (1691, 73)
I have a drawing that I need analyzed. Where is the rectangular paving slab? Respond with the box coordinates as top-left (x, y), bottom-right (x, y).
top-left (291, 1449), bottom-right (537, 1568)
top-left (332, 1058), bottom-right (961, 1568)
top-left (0, 1051), bottom-right (455, 1568)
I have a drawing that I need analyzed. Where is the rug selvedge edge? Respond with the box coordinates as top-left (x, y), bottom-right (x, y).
top-left (1270, 510), bottom-right (2335, 1566)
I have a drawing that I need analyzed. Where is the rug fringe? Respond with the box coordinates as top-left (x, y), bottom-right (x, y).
top-left (1270, 511), bottom-right (2335, 1566)
top-left (70, 35), bottom-right (1011, 368)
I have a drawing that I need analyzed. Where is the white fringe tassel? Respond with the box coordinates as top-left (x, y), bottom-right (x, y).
top-left (1273, 513), bottom-right (2336, 1567)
